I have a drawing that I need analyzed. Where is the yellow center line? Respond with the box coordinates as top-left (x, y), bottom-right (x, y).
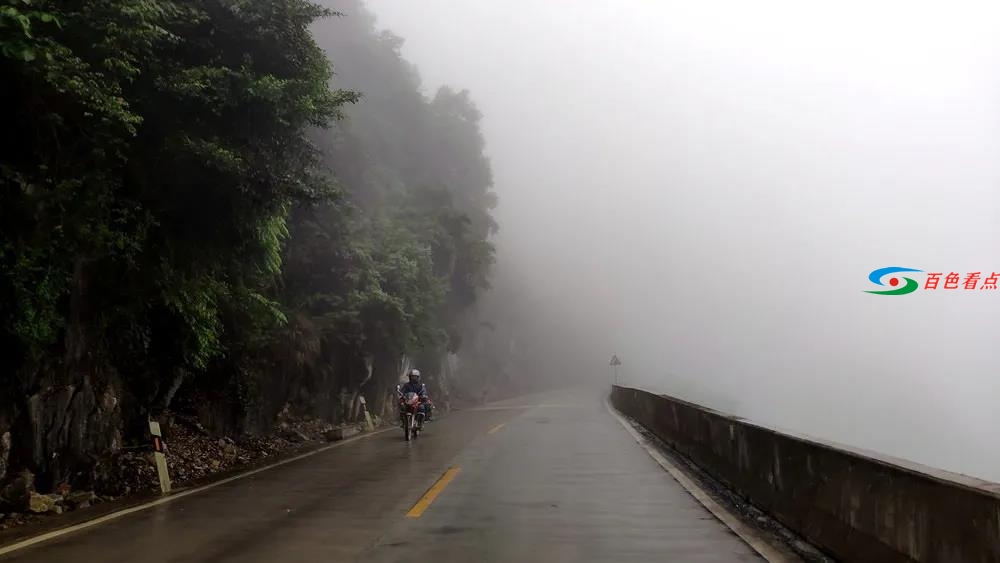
top-left (488, 423), bottom-right (506, 434)
top-left (406, 467), bottom-right (461, 518)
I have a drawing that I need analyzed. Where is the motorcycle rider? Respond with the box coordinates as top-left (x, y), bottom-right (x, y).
top-left (400, 368), bottom-right (433, 421)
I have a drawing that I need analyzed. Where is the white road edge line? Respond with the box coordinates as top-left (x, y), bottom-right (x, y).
top-left (0, 426), bottom-right (396, 557)
top-left (603, 397), bottom-right (798, 563)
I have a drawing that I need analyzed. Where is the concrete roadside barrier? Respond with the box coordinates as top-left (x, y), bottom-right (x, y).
top-left (611, 385), bottom-right (1000, 563)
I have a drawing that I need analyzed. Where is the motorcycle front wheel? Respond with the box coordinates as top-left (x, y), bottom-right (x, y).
top-left (403, 414), bottom-right (412, 441)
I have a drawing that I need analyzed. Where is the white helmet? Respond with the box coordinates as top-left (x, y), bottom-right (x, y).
top-left (408, 368), bottom-right (421, 381)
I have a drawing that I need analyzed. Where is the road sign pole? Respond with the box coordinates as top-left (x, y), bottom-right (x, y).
top-left (148, 419), bottom-right (172, 494)
top-left (609, 354), bottom-right (622, 386)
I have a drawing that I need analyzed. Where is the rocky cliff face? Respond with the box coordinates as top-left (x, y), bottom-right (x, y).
top-left (0, 430), bottom-right (10, 492)
top-left (3, 375), bottom-right (123, 497)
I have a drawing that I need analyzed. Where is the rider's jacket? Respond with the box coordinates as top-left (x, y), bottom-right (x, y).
top-left (400, 381), bottom-right (428, 398)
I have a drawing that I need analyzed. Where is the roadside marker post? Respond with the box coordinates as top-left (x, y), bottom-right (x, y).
top-left (359, 395), bottom-right (375, 431)
top-left (148, 419), bottom-right (172, 494)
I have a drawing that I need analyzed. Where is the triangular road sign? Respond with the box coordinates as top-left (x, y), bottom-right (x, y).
top-left (610, 355), bottom-right (621, 366)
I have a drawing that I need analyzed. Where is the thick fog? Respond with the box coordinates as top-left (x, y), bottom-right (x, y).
top-left (363, 0), bottom-right (1000, 482)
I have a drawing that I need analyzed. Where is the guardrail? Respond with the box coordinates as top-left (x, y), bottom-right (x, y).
top-left (610, 385), bottom-right (1000, 563)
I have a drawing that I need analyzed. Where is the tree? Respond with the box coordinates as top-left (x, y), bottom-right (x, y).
top-left (0, 0), bottom-right (501, 493)
top-left (0, 0), bottom-right (358, 490)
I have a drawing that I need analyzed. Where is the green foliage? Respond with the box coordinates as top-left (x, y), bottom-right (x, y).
top-left (1, 0), bottom-right (169, 367)
top-left (304, 0), bottom-right (498, 366)
top-left (0, 0), bottom-right (497, 454)
top-left (0, 0), bottom-right (356, 390)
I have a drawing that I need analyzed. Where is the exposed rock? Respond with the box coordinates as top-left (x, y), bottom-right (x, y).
top-left (118, 451), bottom-right (158, 496)
top-left (21, 377), bottom-right (122, 492)
top-left (282, 429), bottom-right (310, 443)
top-left (93, 452), bottom-right (126, 496)
top-left (0, 470), bottom-right (34, 512)
top-left (65, 490), bottom-right (96, 508)
top-left (276, 404), bottom-right (292, 423)
top-left (28, 492), bottom-right (56, 514)
top-left (0, 431), bottom-right (10, 482)
top-left (0, 512), bottom-right (26, 531)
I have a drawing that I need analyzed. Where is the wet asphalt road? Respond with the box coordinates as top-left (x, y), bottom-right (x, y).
top-left (0, 387), bottom-right (761, 562)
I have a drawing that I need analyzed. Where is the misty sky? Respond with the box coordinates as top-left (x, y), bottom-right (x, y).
top-left (362, 0), bottom-right (1000, 482)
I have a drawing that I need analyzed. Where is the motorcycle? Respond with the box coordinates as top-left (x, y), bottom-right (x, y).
top-left (397, 385), bottom-right (426, 441)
